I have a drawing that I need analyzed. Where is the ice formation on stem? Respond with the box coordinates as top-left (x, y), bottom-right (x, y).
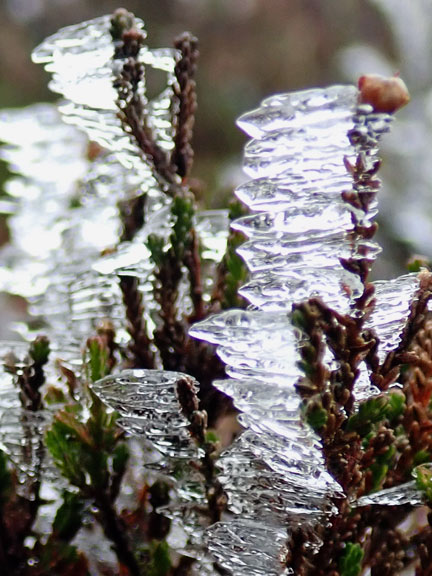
top-left (0, 14), bottom-right (228, 359)
top-left (191, 83), bottom-right (423, 573)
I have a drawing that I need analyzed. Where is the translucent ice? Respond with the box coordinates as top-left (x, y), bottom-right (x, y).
top-left (206, 519), bottom-right (290, 576)
top-left (32, 15), bottom-right (178, 171)
top-left (191, 84), bottom-right (394, 573)
top-left (367, 273), bottom-right (420, 363)
top-left (91, 369), bottom-right (201, 459)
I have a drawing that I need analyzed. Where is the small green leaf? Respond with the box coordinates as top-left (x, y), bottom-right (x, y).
top-left (413, 450), bottom-right (431, 467)
top-left (147, 234), bottom-right (166, 266)
top-left (53, 491), bottom-right (85, 541)
top-left (339, 542), bottom-right (364, 576)
top-left (346, 395), bottom-right (389, 435)
top-left (29, 334), bottom-right (50, 365)
top-left (414, 464), bottom-right (432, 503)
top-left (205, 430), bottom-right (219, 444)
top-left (305, 401), bottom-right (328, 431)
top-left (171, 195), bottom-right (195, 260)
top-left (85, 337), bottom-right (109, 383)
top-left (369, 445), bottom-right (396, 492)
top-left (0, 450), bottom-right (11, 504)
top-left (407, 256), bottom-right (429, 273)
top-left (112, 442), bottom-right (129, 476)
top-left (46, 423), bottom-right (87, 487)
top-left (384, 392), bottom-right (405, 422)
top-left (147, 540), bottom-right (171, 576)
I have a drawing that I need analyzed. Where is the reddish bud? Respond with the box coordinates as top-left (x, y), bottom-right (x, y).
top-left (358, 74), bottom-right (410, 114)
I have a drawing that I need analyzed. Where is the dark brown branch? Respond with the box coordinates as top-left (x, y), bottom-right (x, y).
top-left (119, 193), bottom-right (146, 243)
top-left (172, 32), bottom-right (199, 180)
top-left (176, 376), bottom-right (227, 523)
top-left (119, 275), bottom-right (155, 369)
top-left (93, 491), bottom-right (141, 576)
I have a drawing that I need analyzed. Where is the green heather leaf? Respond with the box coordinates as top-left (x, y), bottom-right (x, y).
top-left (86, 338), bottom-right (109, 383)
top-left (112, 442), bottom-right (129, 476)
top-left (407, 257), bottom-right (430, 273)
top-left (53, 491), bottom-right (85, 541)
top-left (415, 464), bottom-right (432, 503)
top-left (305, 402), bottom-right (328, 431)
top-left (147, 234), bottom-right (166, 266)
top-left (0, 449), bottom-right (11, 504)
top-left (346, 395), bottom-right (389, 435)
top-left (339, 542), bottom-right (364, 576)
top-left (205, 430), bottom-right (219, 444)
top-left (45, 424), bottom-right (86, 487)
top-left (147, 540), bottom-right (171, 576)
top-left (171, 195), bottom-right (194, 259)
top-left (369, 445), bottom-right (396, 492)
top-left (413, 450), bottom-right (431, 467)
top-left (384, 392), bottom-right (406, 422)
top-left (29, 334), bottom-right (50, 365)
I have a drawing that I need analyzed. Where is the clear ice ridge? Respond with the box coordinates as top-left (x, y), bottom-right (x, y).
top-left (354, 463), bottom-right (432, 508)
top-left (31, 15), bottom-right (179, 169)
top-left (91, 370), bottom-right (201, 459)
top-left (205, 519), bottom-right (292, 576)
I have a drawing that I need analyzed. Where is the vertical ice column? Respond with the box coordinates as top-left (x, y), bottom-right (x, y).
top-left (191, 86), bottom-right (396, 574)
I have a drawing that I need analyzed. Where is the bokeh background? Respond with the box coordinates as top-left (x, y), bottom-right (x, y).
top-left (1, 0), bottom-right (432, 279)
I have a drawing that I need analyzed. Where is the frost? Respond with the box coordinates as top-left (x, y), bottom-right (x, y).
top-left (355, 480), bottom-right (422, 507)
top-left (0, 341), bottom-right (61, 485)
top-left (355, 463), bottom-right (432, 508)
top-left (233, 89), bottom-right (392, 313)
top-left (0, 12), bottom-right (422, 575)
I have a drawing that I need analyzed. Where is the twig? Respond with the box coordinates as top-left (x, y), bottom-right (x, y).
top-left (119, 275), bottom-right (155, 369)
top-left (172, 32), bottom-right (199, 180)
top-left (176, 376), bottom-right (227, 523)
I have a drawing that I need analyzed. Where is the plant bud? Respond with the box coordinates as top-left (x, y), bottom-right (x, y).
top-left (358, 74), bottom-right (410, 113)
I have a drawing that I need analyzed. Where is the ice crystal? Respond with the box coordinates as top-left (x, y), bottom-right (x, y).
top-left (0, 18), bottom-right (228, 353)
top-left (91, 369), bottom-right (201, 459)
top-left (32, 15), bottom-right (177, 172)
top-left (205, 520), bottom-right (291, 576)
top-left (0, 341), bottom-right (64, 484)
top-left (191, 85), bottom-right (403, 573)
top-left (355, 463), bottom-right (432, 508)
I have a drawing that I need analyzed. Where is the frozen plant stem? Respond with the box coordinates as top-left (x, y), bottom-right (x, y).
top-left (112, 9), bottom-right (206, 367)
top-left (0, 337), bottom-right (50, 574)
top-left (171, 32), bottom-right (199, 180)
top-left (3, 7), bottom-right (432, 575)
top-left (111, 9), bottom-right (173, 183)
top-left (176, 376), bottom-right (227, 523)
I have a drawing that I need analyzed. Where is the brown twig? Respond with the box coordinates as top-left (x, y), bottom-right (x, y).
top-left (176, 376), bottom-right (227, 523)
top-left (119, 275), bottom-right (154, 369)
top-left (172, 32), bottom-right (199, 180)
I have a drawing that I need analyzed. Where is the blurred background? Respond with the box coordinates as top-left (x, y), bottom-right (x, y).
top-left (0, 0), bottom-right (431, 279)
